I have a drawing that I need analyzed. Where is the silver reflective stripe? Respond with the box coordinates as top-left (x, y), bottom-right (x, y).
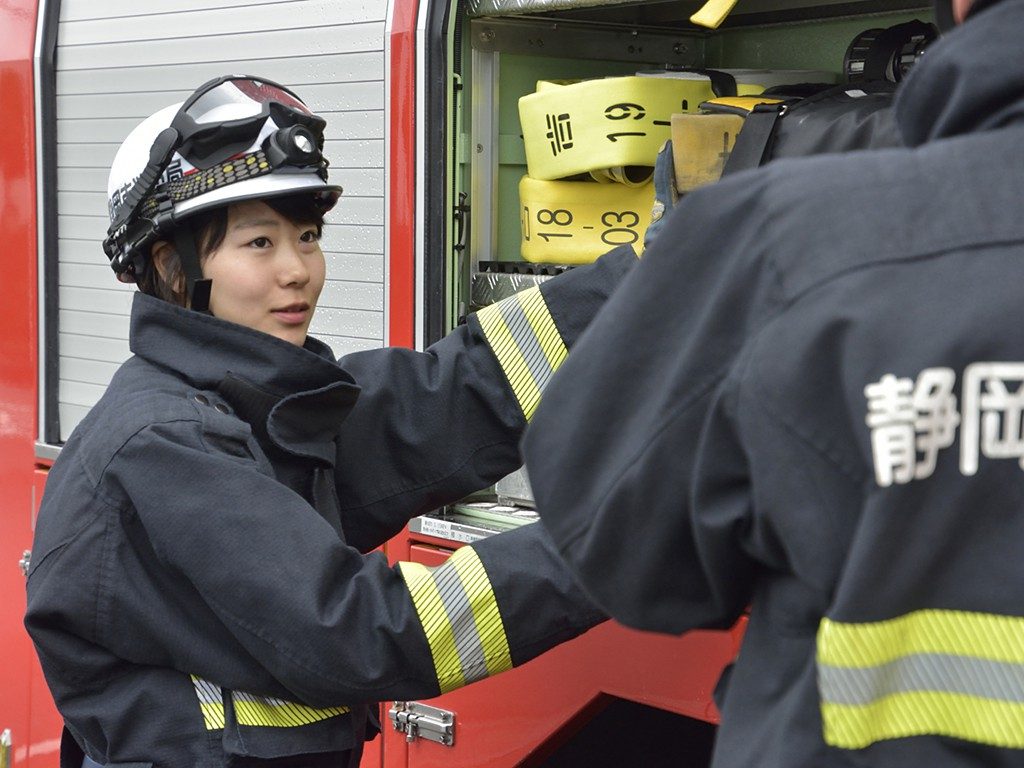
top-left (476, 286), bottom-right (568, 421)
top-left (498, 297), bottom-right (557, 395)
top-left (399, 547), bottom-right (512, 694)
top-left (432, 554), bottom-right (489, 685)
top-left (820, 652), bottom-right (1024, 706)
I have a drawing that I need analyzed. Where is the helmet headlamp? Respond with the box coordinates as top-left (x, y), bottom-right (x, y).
top-left (264, 125), bottom-right (322, 171)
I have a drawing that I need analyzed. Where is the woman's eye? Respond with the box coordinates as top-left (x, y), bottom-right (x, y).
top-left (300, 229), bottom-right (320, 243)
top-left (250, 236), bottom-right (272, 248)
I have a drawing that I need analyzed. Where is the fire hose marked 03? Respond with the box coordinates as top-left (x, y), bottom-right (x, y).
top-left (817, 610), bottom-right (1024, 749)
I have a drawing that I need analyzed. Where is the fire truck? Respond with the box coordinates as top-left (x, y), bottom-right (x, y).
top-left (0, 0), bottom-right (931, 766)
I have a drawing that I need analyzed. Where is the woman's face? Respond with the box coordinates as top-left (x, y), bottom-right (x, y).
top-left (203, 200), bottom-right (326, 346)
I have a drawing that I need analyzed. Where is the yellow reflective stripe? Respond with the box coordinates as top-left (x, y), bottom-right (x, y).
top-left (818, 610), bottom-right (1024, 750)
top-left (818, 610), bottom-right (1024, 668)
top-left (823, 692), bottom-right (1024, 750)
top-left (200, 702), bottom-right (226, 731)
top-left (478, 298), bottom-right (543, 420)
top-left (191, 675), bottom-right (347, 731)
top-left (518, 289), bottom-right (568, 373)
top-left (191, 675), bottom-right (225, 731)
top-left (477, 287), bottom-right (566, 421)
top-left (232, 693), bottom-right (349, 727)
top-left (400, 560), bottom-right (466, 693)
top-left (399, 548), bottom-right (511, 694)
top-left (449, 547), bottom-right (513, 679)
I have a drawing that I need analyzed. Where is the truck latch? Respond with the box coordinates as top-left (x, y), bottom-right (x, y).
top-left (388, 701), bottom-right (455, 746)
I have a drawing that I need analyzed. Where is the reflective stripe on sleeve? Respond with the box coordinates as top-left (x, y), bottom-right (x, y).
top-left (399, 546), bottom-right (513, 694)
top-left (476, 287), bottom-right (568, 421)
top-left (232, 692), bottom-right (349, 728)
top-left (817, 610), bottom-right (1024, 749)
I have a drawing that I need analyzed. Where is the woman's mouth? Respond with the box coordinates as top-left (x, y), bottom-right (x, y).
top-left (271, 303), bottom-right (311, 325)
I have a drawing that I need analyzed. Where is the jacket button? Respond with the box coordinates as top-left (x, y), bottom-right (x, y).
top-left (214, 402), bottom-right (230, 414)
top-left (193, 394), bottom-right (209, 406)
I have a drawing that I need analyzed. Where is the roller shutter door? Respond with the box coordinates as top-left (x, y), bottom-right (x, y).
top-left (53, 0), bottom-right (388, 440)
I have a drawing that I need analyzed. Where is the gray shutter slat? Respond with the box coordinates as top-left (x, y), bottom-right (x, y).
top-left (53, 0), bottom-right (389, 440)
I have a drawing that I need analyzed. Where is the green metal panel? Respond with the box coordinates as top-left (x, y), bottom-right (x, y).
top-left (456, 6), bottom-right (936, 272)
top-left (467, 0), bottom-right (640, 17)
top-left (706, 10), bottom-right (932, 70)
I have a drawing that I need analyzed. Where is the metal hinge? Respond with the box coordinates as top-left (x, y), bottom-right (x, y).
top-left (18, 551), bottom-right (31, 578)
top-left (1, 728), bottom-right (12, 768)
top-left (388, 701), bottom-right (455, 746)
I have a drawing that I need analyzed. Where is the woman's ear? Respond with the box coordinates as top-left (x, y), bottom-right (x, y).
top-left (150, 241), bottom-right (185, 297)
top-left (151, 241), bottom-right (174, 280)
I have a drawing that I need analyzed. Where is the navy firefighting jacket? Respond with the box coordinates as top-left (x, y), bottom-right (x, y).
top-left (525, 3), bottom-right (1024, 767)
top-left (25, 246), bottom-right (635, 768)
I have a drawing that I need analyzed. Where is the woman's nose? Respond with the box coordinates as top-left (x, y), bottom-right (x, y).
top-left (278, 243), bottom-right (311, 287)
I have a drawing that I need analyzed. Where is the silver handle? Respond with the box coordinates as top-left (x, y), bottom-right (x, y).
top-left (18, 551), bottom-right (30, 578)
top-left (1, 728), bottom-right (12, 768)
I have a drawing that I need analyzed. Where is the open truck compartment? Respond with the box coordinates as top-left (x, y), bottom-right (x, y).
top-left (393, 0), bottom-right (932, 765)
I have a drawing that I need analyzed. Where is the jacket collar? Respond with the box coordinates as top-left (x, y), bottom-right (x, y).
top-left (130, 292), bottom-right (360, 464)
top-left (896, 0), bottom-right (1024, 146)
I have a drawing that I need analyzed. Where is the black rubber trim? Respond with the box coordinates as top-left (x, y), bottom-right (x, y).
top-left (422, 0), bottom-right (456, 346)
top-left (39, 0), bottom-right (61, 445)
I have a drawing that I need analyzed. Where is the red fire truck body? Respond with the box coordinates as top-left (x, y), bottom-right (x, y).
top-left (0, 0), bottom-right (925, 764)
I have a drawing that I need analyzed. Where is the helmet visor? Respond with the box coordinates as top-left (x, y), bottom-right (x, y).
top-left (184, 77), bottom-right (312, 124)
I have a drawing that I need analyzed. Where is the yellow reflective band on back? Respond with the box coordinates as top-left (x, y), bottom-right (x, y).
top-left (232, 693), bottom-right (349, 728)
top-left (818, 610), bottom-right (1024, 751)
top-left (823, 692), bottom-right (1024, 750)
top-left (818, 610), bottom-right (1024, 668)
top-left (477, 287), bottom-right (567, 421)
top-left (400, 547), bottom-right (511, 694)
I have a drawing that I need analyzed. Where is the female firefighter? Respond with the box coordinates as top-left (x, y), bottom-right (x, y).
top-left (24, 76), bottom-right (636, 768)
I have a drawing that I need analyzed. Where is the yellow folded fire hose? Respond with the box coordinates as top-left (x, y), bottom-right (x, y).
top-left (519, 176), bottom-right (655, 264)
top-left (519, 76), bottom-right (766, 183)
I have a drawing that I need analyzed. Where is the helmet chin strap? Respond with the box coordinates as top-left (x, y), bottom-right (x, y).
top-left (173, 224), bottom-right (212, 313)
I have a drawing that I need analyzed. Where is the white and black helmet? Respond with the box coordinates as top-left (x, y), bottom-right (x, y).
top-left (103, 75), bottom-right (342, 305)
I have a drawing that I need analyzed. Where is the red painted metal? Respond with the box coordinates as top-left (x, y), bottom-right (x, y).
top-left (0, 2), bottom-right (57, 766)
top-left (27, 470), bottom-right (62, 768)
top-left (387, 0), bottom-right (420, 349)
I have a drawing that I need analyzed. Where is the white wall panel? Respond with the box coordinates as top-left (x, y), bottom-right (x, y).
top-left (59, 334), bottom-right (131, 363)
top-left (57, 52), bottom-right (383, 94)
top-left (52, 0), bottom-right (390, 440)
top-left (59, 1), bottom-right (384, 44)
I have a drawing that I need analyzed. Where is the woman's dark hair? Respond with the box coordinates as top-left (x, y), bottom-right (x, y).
top-left (139, 192), bottom-right (327, 306)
